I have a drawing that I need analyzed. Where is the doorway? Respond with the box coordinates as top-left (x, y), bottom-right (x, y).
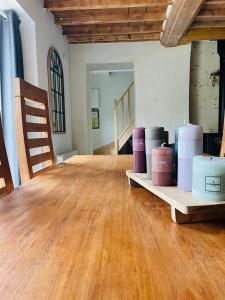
top-left (87, 63), bottom-right (135, 155)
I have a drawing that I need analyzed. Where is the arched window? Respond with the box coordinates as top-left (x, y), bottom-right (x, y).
top-left (47, 48), bottom-right (66, 133)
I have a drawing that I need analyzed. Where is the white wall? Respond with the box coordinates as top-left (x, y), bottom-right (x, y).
top-left (69, 42), bottom-right (191, 154)
top-left (0, 0), bottom-right (72, 155)
top-left (90, 71), bottom-right (134, 150)
top-left (190, 41), bottom-right (219, 133)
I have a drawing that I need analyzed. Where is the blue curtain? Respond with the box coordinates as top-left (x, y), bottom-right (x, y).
top-left (0, 11), bottom-right (24, 188)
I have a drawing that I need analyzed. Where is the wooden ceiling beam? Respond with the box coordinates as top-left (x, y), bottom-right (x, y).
top-left (180, 27), bottom-right (225, 44)
top-left (45, 0), bottom-right (171, 11)
top-left (68, 32), bottom-right (160, 43)
top-left (63, 23), bottom-right (162, 36)
top-left (160, 0), bottom-right (206, 47)
top-left (56, 12), bottom-right (165, 26)
top-left (203, 1), bottom-right (225, 10)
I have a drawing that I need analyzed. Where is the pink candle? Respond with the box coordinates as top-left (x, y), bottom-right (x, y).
top-left (152, 146), bottom-right (173, 186)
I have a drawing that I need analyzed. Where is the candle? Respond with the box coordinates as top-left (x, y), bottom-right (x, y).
top-left (178, 124), bottom-right (203, 191)
top-left (145, 127), bottom-right (165, 179)
top-left (133, 127), bottom-right (146, 173)
top-left (193, 156), bottom-right (225, 201)
top-left (152, 146), bottom-right (173, 186)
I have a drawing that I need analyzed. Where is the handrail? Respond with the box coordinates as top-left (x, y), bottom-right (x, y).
top-left (114, 81), bottom-right (135, 153)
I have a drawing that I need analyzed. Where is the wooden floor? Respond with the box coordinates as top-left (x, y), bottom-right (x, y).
top-left (0, 155), bottom-right (225, 300)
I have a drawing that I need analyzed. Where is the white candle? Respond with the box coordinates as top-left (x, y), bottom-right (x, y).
top-left (193, 156), bottom-right (225, 201)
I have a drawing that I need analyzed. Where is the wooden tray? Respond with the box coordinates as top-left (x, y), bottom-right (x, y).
top-left (126, 170), bottom-right (225, 223)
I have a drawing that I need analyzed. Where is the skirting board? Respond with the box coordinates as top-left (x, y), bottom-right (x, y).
top-left (126, 170), bottom-right (225, 224)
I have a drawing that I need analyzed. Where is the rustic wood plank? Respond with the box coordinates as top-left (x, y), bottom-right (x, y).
top-left (24, 105), bottom-right (46, 118)
top-left (68, 32), bottom-right (160, 43)
top-left (45, 0), bottom-right (171, 11)
top-left (161, 0), bottom-right (206, 47)
top-left (56, 11), bottom-right (165, 26)
top-left (1, 156), bottom-right (225, 298)
top-left (26, 123), bottom-right (48, 133)
top-left (30, 152), bottom-right (52, 166)
top-left (63, 23), bottom-right (162, 36)
top-left (192, 19), bottom-right (225, 28)
top-left (180, 27), bottom-right (225, 44)
top-left (14, 78), bottom-right (48, 104)
top-left (27, 138), bottom-right (50, 149)
top-left (196, 9), bottom-right (225, 21)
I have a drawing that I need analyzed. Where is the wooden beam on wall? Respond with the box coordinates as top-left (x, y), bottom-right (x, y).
top-left (56, 11), bottom-right (165, 26)
top-left (68, 32), bottom-right (160, 43)
top-left (179, 27), bottom-right (225, 44)
top-left (161, 0), bottom-right (206, 47)
top-left (63, 23), bottom-right (162, 36)
top-left (45, 0), bottom-right (171, 11)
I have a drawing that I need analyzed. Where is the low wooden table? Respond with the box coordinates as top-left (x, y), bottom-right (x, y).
top-left (0, 155), bottom-right (225, 299)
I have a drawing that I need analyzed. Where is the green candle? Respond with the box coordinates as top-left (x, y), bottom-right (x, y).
top-left (193, 156), bottom-right (225, 201)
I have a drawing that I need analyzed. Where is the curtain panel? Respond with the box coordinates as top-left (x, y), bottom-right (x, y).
top-left (0, 10), bottom-right (24, 187)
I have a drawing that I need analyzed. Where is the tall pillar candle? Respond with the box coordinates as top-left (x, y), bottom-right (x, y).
top-left (145, 127), bottom-right (165, 179)
top-left (193, 156), bottom-right (225, 201)
top-left (152, 146), bottom-right (173, 186)
top-left (133, 127), bottom-right (146, 173)
top-left (178, 124), bottom-right (203, 191)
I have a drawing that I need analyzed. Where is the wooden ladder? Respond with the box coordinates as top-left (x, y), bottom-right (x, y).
top-left (114, 82), bottom-right (134, 154)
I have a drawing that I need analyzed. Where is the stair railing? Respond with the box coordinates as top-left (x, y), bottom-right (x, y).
top-left (114, 81), bottom-right (134, 153)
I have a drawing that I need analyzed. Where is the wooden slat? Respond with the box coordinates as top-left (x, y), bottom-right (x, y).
top-left (180, 27), bottom-right (225, 44)
top-left (68, 33), bottom-right (160, 43)
top-left (27, 138), bottom-right (50, 149)
top-left (63, 23), bottom-right (163, 36)
top-left (192, 19), bottom-right (225, 28)
top-left (24, 105), bottom-right (46, 118)
top-left (56, 11), bottom-right (165, 26)
top-left (161, 0), bottom-right (206, 47)
top-left (26, 123), bottom-right (48, 132)
top-left (14, 78), bottom-right (48, 104)
top-left (203, 0), bottom-right (225, 10)
top-left (30, 152), bottom-right (52, 166)
top-left (45, 0), bottom-right (171, 11)
top-left (196, 9), bottom-right (225, 21)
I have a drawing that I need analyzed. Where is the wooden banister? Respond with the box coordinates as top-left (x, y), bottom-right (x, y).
top-left (114, 81), bottom-right (134, 153)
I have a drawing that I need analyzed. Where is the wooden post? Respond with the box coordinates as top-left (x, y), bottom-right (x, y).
top-left (128, 88), bottom-right (131, 124)
top-left (114, 99), bottom-right (118, 153)
top-left (121, 97), bottom-right (124, 132)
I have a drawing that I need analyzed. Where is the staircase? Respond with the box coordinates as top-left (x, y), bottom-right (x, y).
top-left (114, 81), bottom-right (135, 154)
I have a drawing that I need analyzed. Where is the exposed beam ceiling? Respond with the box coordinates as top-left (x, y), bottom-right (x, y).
top-left (45, 0), bottom-right (171, 11)
top-left (161, 0), bottom-right (206, 47)
top-left (45, 0), bottom-right (225, 45)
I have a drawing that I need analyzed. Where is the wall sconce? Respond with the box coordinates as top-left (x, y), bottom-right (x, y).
top-left (210, 70), bottom-right (220, 87)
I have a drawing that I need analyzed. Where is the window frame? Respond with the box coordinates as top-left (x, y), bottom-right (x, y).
top-left (47, 47), bottom-right (66, 134)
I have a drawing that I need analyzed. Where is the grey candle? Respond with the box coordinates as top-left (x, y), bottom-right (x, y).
top-left (145, 127), bottom-right (165, 179)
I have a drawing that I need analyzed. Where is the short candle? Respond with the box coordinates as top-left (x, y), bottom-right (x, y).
top-left (193, 156), bottom-right (225, 201)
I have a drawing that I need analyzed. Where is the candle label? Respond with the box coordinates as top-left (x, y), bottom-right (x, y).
top-left (133, 139), bottom-right (145, 152)
top-left (205, 176), bottom-right (221, 192)
top-left (152, 156), bottom-right (173, 173)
